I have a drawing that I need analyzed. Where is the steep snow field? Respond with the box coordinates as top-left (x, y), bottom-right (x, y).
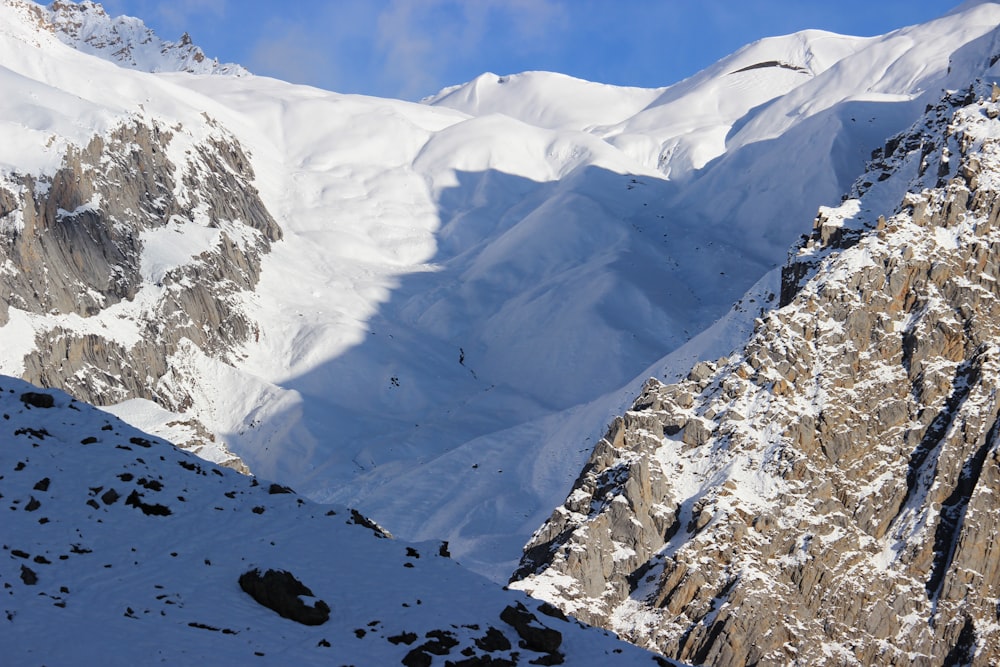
top-left (3, 0), bottom-right (1000, 581)
top-left (0, 376), bottom-right (662, 665)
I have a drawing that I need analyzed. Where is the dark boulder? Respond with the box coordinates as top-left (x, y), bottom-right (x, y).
top-left (20, 565), bottom-right (38, 585)
top-left (500, 602), bottom-right (562, 655)
top-left (20, 392), bottom-right (54, 409)
top-left (238, 568), bottom-right (330, 626)
top-left (474, 626), bottom-right (512, 652)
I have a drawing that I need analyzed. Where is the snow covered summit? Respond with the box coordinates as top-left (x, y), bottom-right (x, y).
top-left (8, 0), bottom-right (247, 75)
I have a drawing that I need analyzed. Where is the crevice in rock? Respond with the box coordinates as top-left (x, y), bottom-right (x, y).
top-left (927, 415), bottom-right (997, 599)
top-left (942, 615), bottom-right (977, 667)
top-left (894, 359), bottom-right (980, 526)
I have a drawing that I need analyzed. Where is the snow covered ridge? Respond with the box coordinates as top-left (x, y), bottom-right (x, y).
top-left (4, 0), bottom-right (1000, 605)
top-left (510, 82), bottom-right (1000, 665)
top-left (0, 375), bottom-right (670, 666)
top-left (7, 0), bottom-right (247, 76)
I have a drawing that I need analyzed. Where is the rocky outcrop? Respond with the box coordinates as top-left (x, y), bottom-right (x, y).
top-left (238, 568), bottom-right (331, 626)
top-left (0, 114), bottom-right (279, 470)
top-left (512, 83), bottom-right (1000, 665)
top-left (39, 0), bottom-right (248, 76)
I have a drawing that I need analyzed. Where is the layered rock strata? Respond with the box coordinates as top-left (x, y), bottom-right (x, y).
top-left (512, 84), bottom-right (1000, 665)
top-left (0, 115), bottom-right (279, 470)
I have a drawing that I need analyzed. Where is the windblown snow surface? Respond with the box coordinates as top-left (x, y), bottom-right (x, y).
top-left (0, 376), bottom-right (664, 665)
top-left (3, 0), bottom-right (1000, 585)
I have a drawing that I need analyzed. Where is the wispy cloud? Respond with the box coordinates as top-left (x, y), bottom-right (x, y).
top-left (243, 0), bottom-right (566, 99)
top-left (247, 21), bottom-right (339, 88)
top-left (154, 0), bottom-right (226, 33)
top-left (98, 0), bottom-right (960, 98)
top-left (371, 0), bottom-right (567, 98)
top-left (100, 0), bottom-right (226, 39)
top-left (245, 1), bottom-right (376, 93)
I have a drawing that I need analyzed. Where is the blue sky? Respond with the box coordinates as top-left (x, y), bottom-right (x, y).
top-left (98, 0), bottom-right (963, 100)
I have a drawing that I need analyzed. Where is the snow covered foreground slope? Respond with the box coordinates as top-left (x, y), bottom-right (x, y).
top-left (0, 376), bottom-right (665, 666)
top-left (3, 0), bottom-right (1000, 584)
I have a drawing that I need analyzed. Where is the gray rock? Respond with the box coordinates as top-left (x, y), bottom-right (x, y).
top-left (0, 117), bottom-right (280, 471)
top-left (512, 86), bottom-right (1000, 666)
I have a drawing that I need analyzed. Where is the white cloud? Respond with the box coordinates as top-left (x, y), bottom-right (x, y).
top-left (373, 0), bottom-right (567, 99)
top-left (248, 22), bottom-right (338, 87)
top-left (155, 0), bottom-right (226, 31)
top-left (99, 0), bottom-right (226, 39)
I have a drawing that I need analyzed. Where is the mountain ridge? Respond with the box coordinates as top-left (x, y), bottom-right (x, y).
top-left (6, 1), bottom-right (1000, 663)
top-left (510, 79), bottom-right (1000, 665)
top-left (1, 0), bottom-right (998, 593)
top-left (43, 0), bottom-right (246, 75)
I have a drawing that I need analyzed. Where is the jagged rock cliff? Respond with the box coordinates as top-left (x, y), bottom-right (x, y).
top-left (35, 0), bottom-right (247, 75)
top-left (511, 83), bottom-right (1000, 665)
top-left (0, 113), bottom-right (279, 470)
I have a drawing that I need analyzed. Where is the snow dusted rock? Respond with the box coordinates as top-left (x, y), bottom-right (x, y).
top-left (41, 0), bottom-right (247, 76)
top-left (0, 113), bottom-right (279, 470)
top-left (511, 83), bottom-right (1000, 665)
top-left (0, 375), bottom-right (666, 665)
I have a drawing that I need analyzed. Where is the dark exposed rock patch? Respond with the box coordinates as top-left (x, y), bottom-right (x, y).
top-left (348, 508), bottom-right (393, 538)
top-left (446, 657), bottom-right (516, 667)
top-left (729, 60), bottom-right (810, 75)
top-left (402, 629), bottom-right (460, 666)
top-left (500, 603), bottom-right (562, 657)
top-left (19, 564), bottom-right (37, 585)
top-left (124, 490), bottom-right (171, 516)
top-left (237, 568), bottom-right (330, 626)
top-left (474, 626), bottom-right (512, 652)
top-left (389, 631), bottom-right (418, 645)
top-left (20, 392), bottom-right (53, 409)
top-left (100, 488), bottom-right (120, 505)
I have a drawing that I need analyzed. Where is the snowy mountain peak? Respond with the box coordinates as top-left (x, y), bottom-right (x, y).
top-left (10, 0), bottom-right (248, 76)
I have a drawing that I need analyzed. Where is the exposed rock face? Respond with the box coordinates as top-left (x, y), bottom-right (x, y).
top-left (37, 0), bottom-right (248, 76)
top-left (0, 114), bottom-right (279, 471)
top-left (512, 84), bottom-right (1000, 665)
top-left (238, 568), bottom-right (331, 626)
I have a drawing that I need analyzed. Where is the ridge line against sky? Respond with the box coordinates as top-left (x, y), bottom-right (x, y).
top-left (98, 0), bottom-right (964, 101)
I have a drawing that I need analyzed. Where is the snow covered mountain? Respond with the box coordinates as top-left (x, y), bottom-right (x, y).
top-left (44, 0), bottom-right (246, 75)
top-left (0, 376), bottom-right (664, 665)
top-left (2, 0), bottom-right (1000, 630)
top-left (510, 75), bottom-right (1000, 665)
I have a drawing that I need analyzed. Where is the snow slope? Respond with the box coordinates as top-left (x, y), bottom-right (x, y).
top-left (425, 31), bottom-right (870, 177)
top-left (4, 0), bottom-right (1000, 584)
top-left (0, 376), bottom-right (665, 665)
